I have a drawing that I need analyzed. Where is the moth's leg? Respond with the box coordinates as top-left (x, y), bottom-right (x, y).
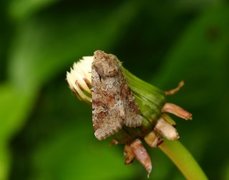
top-left (120, 83), bottom-right (143, 127)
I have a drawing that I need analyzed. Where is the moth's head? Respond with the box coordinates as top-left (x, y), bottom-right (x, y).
top-left (93, 50), bottom-right (120, 77)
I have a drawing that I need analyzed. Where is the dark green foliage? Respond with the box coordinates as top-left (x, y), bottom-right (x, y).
top-left (0, 1), bottom-right (229, 180)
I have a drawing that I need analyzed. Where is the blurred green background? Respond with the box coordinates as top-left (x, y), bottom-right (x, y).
top-left (0, 0), bottom-right (229, 179)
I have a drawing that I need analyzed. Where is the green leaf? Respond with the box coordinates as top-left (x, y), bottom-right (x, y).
top-left (0, 145), bottom-right (10, 180)
top-left (0, 84), bottom-right (35, 141)
top-left (0, 83), bottom-right (36, 180)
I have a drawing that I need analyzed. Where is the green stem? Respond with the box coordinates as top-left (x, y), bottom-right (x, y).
top-left (159, 140), bottom-right (208, 180)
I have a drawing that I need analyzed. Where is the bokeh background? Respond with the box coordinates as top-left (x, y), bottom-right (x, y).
top-left (0, 0), bottom-right (229, 180)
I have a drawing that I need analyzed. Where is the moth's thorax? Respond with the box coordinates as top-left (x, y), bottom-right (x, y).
top-left (93, 50), bottom-right (120, 77)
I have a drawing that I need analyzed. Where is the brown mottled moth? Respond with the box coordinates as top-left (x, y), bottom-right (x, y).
top-left (92, 50), bottom-right (143, 140)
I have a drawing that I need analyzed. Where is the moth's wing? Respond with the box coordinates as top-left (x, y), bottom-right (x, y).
top-left (124, 112), bottom-right (143, 128)
top-left (92, 67), bottom-right (124, 140)
top-left (92, 110), bottom-right (123, 140)
top-left (92, 96), bottom-right (124, 140)
top-left (121, 82), bottom-right (143, 128)
top-left (124, 99), bottom-right (143, 128)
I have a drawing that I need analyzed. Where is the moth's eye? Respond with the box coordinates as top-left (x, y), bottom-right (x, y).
top-left (107, 69), bottom-right (117, 76)
top-left (106, 63), bottom-right (119, 76)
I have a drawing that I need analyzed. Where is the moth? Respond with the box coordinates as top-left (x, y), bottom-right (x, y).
top-left (92, 50), bottom-right (143, 140)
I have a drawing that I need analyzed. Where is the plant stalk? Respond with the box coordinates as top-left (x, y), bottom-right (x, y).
top-left (158, 140), bottom-right (208, 180)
